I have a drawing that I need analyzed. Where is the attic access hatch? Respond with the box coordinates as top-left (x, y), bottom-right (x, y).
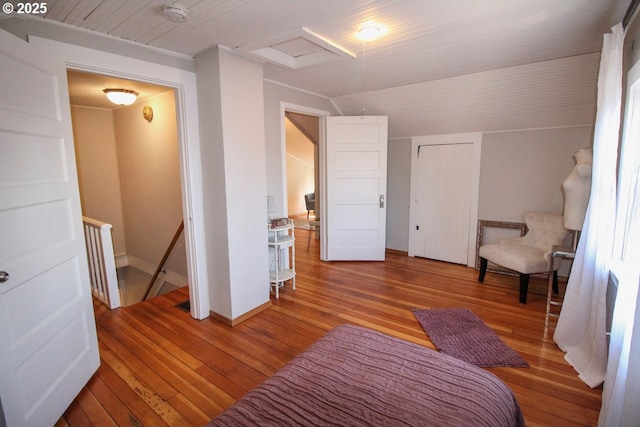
top-left (237, 27), bottom-right (356, 70)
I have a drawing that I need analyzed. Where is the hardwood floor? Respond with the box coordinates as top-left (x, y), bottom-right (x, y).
top-left (57, 228), bottom-right (601, 427)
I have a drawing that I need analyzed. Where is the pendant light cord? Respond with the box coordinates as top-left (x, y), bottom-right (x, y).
top-left (361, 39), bottom-right (366, 114)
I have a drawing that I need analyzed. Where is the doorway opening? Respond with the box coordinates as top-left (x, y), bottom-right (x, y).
top-left (68, 69), bottom-right (189, 306)
top-left (285, 111), bottom-right (320, 253)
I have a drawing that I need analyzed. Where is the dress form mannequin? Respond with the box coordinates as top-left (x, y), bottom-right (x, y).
top-left (562, 147), bottom-right (593, 239)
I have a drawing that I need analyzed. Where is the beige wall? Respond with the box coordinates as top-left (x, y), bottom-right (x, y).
top-left (386, 138), bottom-right (412, 251)
top-left (71, 106), bottom-right (127, 256)
top-left (285, 117), bottom-right (315, 216)
top-left (479, 126), bottom-right (593, 222)
top-left (112, 91), bottom-right (187, 280)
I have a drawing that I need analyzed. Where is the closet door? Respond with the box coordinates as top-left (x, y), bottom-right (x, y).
top-left (412, 143), bottom-right (474, 264)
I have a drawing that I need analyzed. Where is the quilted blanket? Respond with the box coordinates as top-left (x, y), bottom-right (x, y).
top-left (205, 324), bottom-right (525, 427)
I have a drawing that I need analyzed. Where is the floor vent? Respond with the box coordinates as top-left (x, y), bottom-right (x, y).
top-left (176, 300), bottom-right (190, 312)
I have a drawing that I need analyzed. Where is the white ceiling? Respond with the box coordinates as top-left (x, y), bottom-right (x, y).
top-left (4, 0), bottom-right (633, 137)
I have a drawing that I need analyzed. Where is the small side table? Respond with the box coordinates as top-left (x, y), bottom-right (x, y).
top-left (545, 245), bottom-right (575, 328)
top-left (268, 221), bottom-right (296, 298)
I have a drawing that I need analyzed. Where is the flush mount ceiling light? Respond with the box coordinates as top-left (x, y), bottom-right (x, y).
top-left (237, 27), bottom-right (356, 70)
top-left (103, 89), bottom-right (139, 106)
top-left (357, 22), bottom-right (386, 41)
top-left (163, 3), bottom-right (188, 23)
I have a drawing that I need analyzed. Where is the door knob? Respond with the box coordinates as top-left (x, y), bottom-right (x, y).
top-left (0, 271), bottom-right (9, 283)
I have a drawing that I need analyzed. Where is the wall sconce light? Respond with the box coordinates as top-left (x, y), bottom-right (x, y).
top-left (143, 106), bottom-right (154, 122)
top-left (103, 89), bottom-right (139, 106)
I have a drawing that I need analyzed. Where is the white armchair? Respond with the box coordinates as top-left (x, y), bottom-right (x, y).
top-left (478, 212), bottom-right (569, 303)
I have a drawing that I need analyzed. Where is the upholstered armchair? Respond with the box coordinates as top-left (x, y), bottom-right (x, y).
top-left (304, 193), bottom-right (315, 220)
top-left (478, 212), bottom-right (569, 304)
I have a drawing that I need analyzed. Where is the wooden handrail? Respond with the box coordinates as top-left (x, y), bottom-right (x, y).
top-left (142, 221), bottom-right (184, 301)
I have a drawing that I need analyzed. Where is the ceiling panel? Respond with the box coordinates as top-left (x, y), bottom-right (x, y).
top-left (26, 0), bottom-right (627, 95)
top-left (332, 53), bottom-right (600, 137)
top-left (7, 0), bottom-right (629, 136)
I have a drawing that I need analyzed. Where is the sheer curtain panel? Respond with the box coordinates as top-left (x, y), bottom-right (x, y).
top-left (598, 30), bottom-right (640, 426)
top-left (553, 23), bottom-right (625, 389)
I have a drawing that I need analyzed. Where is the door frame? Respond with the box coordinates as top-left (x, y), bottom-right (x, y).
top-left (408, 133), bottom-right (482, 267)
top-left (30, 36), bottom-right (210, 319)
top-left (279, 102), bottom-right (330, 257)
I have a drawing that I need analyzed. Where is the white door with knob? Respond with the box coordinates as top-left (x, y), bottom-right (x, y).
top-left (411, 143), bottom-right (474, 264)
top-left (408, 133), bottom-right (482, 267)
top-left (324, 116), bottom-right (388, 261)
top-left (0, 29), bottom-right (99, 426)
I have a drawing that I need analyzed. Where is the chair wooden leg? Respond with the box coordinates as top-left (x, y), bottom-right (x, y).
top-left (519, 274), bottom-right (530, 304)
top-left (552, 270), bottom-right (559, 294)
top-left (478, 258), bottom-right (488, 282)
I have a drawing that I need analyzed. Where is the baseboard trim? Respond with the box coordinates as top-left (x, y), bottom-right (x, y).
top-left (210, 300), bottom-right (272, 327)
top-left (386, 248), bottom-right (408, 256)
top-left (115, 253), bottom-right (129, 269)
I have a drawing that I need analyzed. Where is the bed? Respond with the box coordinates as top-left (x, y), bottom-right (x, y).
top-left (205, 324), bottom-right (525, 427)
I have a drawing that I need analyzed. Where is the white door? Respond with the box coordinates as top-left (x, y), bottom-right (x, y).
top-left (324, 116), bottom-right (388, 261)
top-left (0, 30), bottom-right (99, 426)
top-left (412, 143), bottom-right (474, 264)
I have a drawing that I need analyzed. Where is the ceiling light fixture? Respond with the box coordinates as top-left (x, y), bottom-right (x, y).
top-left (103, 89), bottom-right (139, 106)
top-left (357, 23), bottom-right (385, 41)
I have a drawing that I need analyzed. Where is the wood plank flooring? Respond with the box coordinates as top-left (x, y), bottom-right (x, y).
top-left (57, 228), bottom-right (601, 427)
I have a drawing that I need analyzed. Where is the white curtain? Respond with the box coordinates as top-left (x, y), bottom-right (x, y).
top-left (553, 23), bottom-right (625, 388)
top-left (598, 31), bottom-right (640, 426)
top-left (599, 193), bottom-right (640, 425)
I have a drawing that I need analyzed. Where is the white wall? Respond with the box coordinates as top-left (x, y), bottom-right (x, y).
top-left (71, 106), bottom-right (127, 256)
top-left (196, 46), bottom-right (270, 320)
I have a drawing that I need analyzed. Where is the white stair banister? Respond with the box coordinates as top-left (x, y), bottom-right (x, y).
top-left (82, 216), bottom-right (121, 309)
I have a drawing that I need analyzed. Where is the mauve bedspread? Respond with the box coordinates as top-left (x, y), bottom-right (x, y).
top-left (206, 324), bottom-right (525, 427)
